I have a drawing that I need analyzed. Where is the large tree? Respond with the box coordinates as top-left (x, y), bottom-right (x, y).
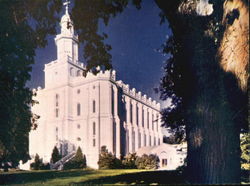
top-left (156, 0), bottom-right (249, 184)
top-left (0, 0), bottom-right (62, 169)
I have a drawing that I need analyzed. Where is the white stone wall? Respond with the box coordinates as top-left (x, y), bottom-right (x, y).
top-left (28, 7), bottom-right (162, 169)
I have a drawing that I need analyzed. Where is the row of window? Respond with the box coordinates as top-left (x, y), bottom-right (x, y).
top-left (126, 102), bottom-right (159, 131)
top-left (77, 100), bottom-right (96, 116)
top-left (127, 131), bottom-right (160, 152)
top-left (55, 94), bottom-right (96, 118)
top-left (128, 130), bottom-right (160, 153)
top-left (69, 68), bottom-right (82, 77)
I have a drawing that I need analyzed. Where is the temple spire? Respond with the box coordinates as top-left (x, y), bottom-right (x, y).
top-left (63, 0), bottom-right (70, 15)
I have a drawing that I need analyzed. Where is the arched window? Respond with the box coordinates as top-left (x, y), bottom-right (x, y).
top-left (77, 103), bottom-right (81, 116)
top-left (93, 100), bottom-right (96, 113)
top-left (93, 122), bottom-right (96, 135)
top-left (77, 70), bottom-right (81, 77)
top-left (70, 67), bottom-right (74, 76)
top-left (77, 137), bottom-right (81, 141)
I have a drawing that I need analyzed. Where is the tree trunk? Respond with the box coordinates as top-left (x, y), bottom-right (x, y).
top-left (155, 0), bottom-right (248, 184)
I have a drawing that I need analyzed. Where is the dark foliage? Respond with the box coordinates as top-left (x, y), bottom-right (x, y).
top-left (155, 0), bottom-right (248, 183)
top-left (64, 147), bottom-right (86, 170)
top-left (0, 0), bottom-right (61, 169)
top-left (98, 146), bottom-right (122, 169)
top-left (30, 154), bottom-right (50, 170)
top-left (51, 146), bottom-right (61, 164)
top-left (121, 153), bottom-right (137, 169)
top-left (135, 154), bottom-right (159, 170)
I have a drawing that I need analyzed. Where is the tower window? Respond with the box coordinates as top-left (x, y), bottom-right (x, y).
top-left (77, 124), bottom-right (80, 129)
top-left (77, 89), bottom-right (80, 94)
top-left (77, 103), bottom-right (81, 116)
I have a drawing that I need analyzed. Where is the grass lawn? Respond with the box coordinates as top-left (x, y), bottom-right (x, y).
top-left (0, 169), bottom-right (185, 185)
top-left (1, 169), bottom-right (248, 185)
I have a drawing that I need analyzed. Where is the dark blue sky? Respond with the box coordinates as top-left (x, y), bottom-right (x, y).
top-left (28, 1), bottom-right (171, 105)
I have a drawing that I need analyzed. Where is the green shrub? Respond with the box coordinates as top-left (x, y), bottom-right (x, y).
top-left (30, 154), bottom-right (50, 170)
top-left (122, 153), bottom-right (137, 169)
top-left (64, 147), bottom-right (86, 170)
top-left (51, 146), bottom-right (61, 163)
top-left (98, 146), bottom-right (122, 169)
top-left (135, 154), bottom-right (159, 169)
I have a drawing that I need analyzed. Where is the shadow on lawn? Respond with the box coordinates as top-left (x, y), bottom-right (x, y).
top-left (0, 169), bottom-right (94, 185)
top-left (72, 170), bottom-right (186, 185)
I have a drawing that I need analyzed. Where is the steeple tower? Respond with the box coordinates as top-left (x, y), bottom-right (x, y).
top-left (55, 0), bottom-right (79, 63)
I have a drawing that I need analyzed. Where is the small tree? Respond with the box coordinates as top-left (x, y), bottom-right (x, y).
top-left (30, 154), bottom-right (49, 170)
top-left (98, 146), bottom-right (122, 169)
top-left (122, 153), bottom-right (137, 169)
top-left (64, 147), bottom-right (86, 170)
top-left (51, 146), bottom-right (61, 163)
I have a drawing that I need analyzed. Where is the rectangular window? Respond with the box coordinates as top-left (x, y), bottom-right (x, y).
top-left (149, 136), bottom-right (151, 146)
top-left (77, 103), bottom-right (81, 116)
top-left (93, 122), bottom-right (96, 135)
top-left (93, 100), bottom-right (96, 113)
top-left (144, 134), bottom-right (147, 146)
top-left (93, 138), bottom-right (96, 147)
top-left (56, 108), bottom-right (59, 118)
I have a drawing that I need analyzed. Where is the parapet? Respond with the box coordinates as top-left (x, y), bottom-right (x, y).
top-left (116, 80), bottom-right (161, 110)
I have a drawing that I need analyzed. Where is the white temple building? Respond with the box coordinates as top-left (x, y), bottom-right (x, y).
top-left (27, 3), bottom-right (163, 169)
